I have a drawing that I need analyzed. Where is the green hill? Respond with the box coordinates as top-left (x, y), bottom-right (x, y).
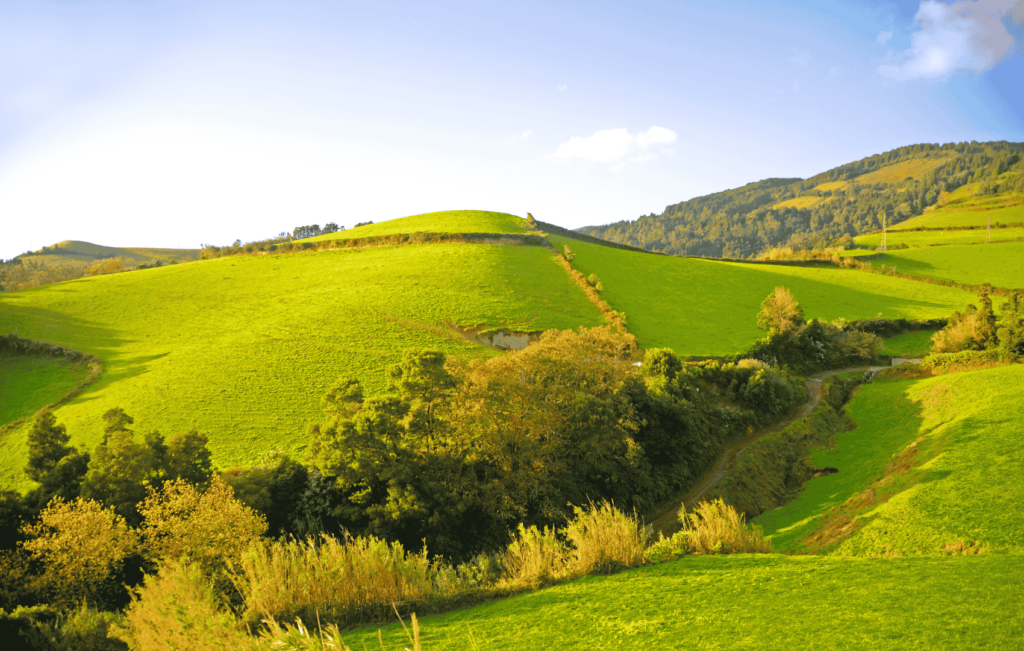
top-left (16, 240), bottom-right (200, 268)
top-left (757, 364), bottom-right (1024, 556)
top-left (0, 230), bottom-right (604, 488)
top-left (547, 234), bottom-right (977, 356)
top-left (854, 226), bottom-right (1024, 248)
top-left (298, 210), bottom-right (530, 242)
top-left (581, 141), bottom-right (1024, 258)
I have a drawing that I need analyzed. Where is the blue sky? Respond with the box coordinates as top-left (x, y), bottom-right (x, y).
top-left (1, 0), bottom-right (1022, 259)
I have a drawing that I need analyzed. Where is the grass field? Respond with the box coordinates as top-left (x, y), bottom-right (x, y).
top-left (0, 243), bottom-right (603, 489)
top-left (343, 553), bottom-right (1024, 650)
top-left (772, 196), bottom-right (827, 210)
top-left (892, 201), bottom-right (1024, 230)
top-left (854, 226), bottom-right (1024, 248)
top-left (300, 210), bottom-right (530, 242)
top-left (880, 330), bottom-right (934, 357)
top-left (851, 242), bottom-right (1024, 290)
top-left (854, 156), bottom-right (952, 186)
top-left (755, 364), bottom-right (1024, 556)
top-left (0, 355), bottom-right (90, 428)
top-left (546, 234), bottom-right (978, 356)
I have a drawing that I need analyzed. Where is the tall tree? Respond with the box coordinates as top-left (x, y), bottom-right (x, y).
top-left (25, 410), bottom-right (74, 484)
top-left (756, 286), bottom-right (805, 334)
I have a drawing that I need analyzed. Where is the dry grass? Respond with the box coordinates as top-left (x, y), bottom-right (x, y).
top-left (232, 534), bottom-right (460, 629)
top-left (564, 501), bottom-right (648, 575)
top-left (501, 524), bottom-right (567, 586)
top-left (647, 499), bottom-right (772, 560)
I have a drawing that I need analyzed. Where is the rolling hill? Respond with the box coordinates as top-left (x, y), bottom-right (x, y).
top-left (580, 141), bottom-right (1024, 258)
top-left (14, 240), bottom-right (200, 268)
top-left (0, 212), bottom-right (605, 488)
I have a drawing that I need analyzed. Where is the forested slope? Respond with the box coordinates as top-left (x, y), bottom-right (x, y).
top-left (581, 141), bottom-right (1024, 258)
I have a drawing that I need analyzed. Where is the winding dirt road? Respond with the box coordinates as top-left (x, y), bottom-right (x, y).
top-left (646, 365), bottom-right (888, 534)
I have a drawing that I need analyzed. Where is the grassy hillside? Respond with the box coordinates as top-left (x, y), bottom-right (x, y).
top-left (0, 355), bottom-right (90, 428)
top-left (854, 226), bottom-right (1024, 248)
top-left (850, 242), bottom-right (1024, 290)
top-left (892, 189), bottom-right (1024, 230)
top-left (0, 242), bottom-right (604, 488)
top-left (756, 364), bottom-right (1024, 555)
top-left (346, 554), bottom-right (1024, 650)
top-left (547, 234), bottom-right (977, 356)
top-left (17, 240), bottom-right (200, 268)
top-left (299, 210), bottom-right (530, 242)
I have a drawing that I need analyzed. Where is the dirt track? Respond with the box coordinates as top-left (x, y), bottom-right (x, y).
top-left (646, 365), bottom-right (887, 534)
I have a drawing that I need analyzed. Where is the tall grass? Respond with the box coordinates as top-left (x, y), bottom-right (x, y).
top-left (647, 499), bottom-right (772, 561)
top-left (564, 501), bottom-right (647, 575)
top-left (233, 534), bottom-right (463, 629)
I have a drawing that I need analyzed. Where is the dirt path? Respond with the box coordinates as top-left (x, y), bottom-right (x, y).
top-left (646, 365), bottom-right (888, 534)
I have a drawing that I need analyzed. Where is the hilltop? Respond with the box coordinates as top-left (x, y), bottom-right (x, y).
top-left (14, 240), bottom-right (200, 268)
top-left (581, 140), bottom-right (1024, 258)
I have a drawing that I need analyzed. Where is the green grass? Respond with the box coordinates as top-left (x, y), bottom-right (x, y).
top-left (855, 226), bottom-right (1024, 248)
top-left (0, 355), bottom-right (90, 428)
top-left (880, 330), bottom-right (933, 357)
top-left (755, 364), bottom-right (1024, 556)
top-left (852, 242), bottom-right (1024, 290)
top-left (0, 243), bottom-right (603, 489)
top-left (18, 240), bottom-right (199, 269)
top-left (343, 554), bottom-right (1024, 650)
top-left (299, 210), bottom-right (531, 242)
top-left (547, 234), bottom-right (978, 356)
top-left (892, 202), bottom-right (1024, 230)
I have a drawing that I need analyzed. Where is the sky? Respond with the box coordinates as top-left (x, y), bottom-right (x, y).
top-left (1, 0), bottom-right (1023, 259)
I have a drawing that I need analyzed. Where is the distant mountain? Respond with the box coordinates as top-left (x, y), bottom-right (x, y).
top-left (581, 141), bottom-right (1024, 258)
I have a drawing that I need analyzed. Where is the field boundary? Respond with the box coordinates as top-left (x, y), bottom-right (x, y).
top-left (0, 334), bottom-right (104, 438)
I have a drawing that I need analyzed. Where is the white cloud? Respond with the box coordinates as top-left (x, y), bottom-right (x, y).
top-left (558, 83), bottom-right (567, 91)
top-left (554, 126), bottom-right (677, 164)
top-left (877, 30), bottom-right (894, 45)
top-left (878, 0), bottom-right (1021, 80)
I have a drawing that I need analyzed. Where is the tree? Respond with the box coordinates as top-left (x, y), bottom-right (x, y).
top-left (82, 427), bottom-right (156, 525)
top-left (164, 430), bottom-right (214, 487)
top-left (756, 286), bottom-right (804, 334)
top-left (102, 407), bottom-right (134, 440)
top-left (25, 410), bottom-right (74, 484)
top-left (20, 497), bottom-right (138, 606)
top-left (138, 477), bottom-right (265, 580)
top-left (997, 291), bottom-right (1024, 357)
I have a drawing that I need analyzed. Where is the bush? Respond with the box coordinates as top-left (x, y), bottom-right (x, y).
top-left (502, 524), bottom-right (566, 585)
top-left (117, 559), bottom-right (251, 651)
top-left (21, 603), bottom-right (127, 651)
top-left (563, 501), bottom-right (646, 576)
top-left (646, 499), bottom-right (772, 561)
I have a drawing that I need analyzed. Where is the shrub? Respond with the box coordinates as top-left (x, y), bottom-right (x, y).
top-left (646, 499), bottom-right (772, 560)
top-left (563, 501), bottom-right (646, 576)
top-left (233, 533), bottom-right (458, 629)
top-left (21, 603), bottom-right (127, 651)
top-left (502, 524), bottom-right (566, 586)
top-left (20, 498), bottom-right (138, 607)
top-left (117, 559), bottom-right (252, 651)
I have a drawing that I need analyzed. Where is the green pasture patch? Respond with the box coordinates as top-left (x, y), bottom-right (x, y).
top-left (855, 226), bottom-right (1024, 248)
top-left (547, 235), bottom-right (977, 357)
top-left (345, 554), bottom-right (1024, 650)
top-left (854, 242), bottom-right (1024, 290)
top-left (880, 330), bottom-right (934, 357)
top-left (0, 355), bottom-right (89, 428)
top-left (299, 210), bottom-right (529, 242)
top-left (756, 364), bottom-right (1024, 556)
top-left (892, 203), bottom-right (1024, 230)
top-left (0, 243), bottom-right (603, 487)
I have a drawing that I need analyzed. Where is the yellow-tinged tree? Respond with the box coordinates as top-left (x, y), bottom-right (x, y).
top-left (20, 497), bottom-right (138, 605)
top-left (756, 286), bottom-right (805, 334)
top-left (138, 477), bottom-right (266, 579)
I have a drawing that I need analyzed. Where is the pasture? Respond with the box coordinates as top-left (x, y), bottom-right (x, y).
top-left (0, 355), bottom-right (90, 430)
top-left (755, 364), bottom-right (1024, 556)
top-left (0, 242), bottom-right (603, 488)
top-left (547, 234), bottom-right (978, 356)
top-left (300, 210), bottom-right (530, 242)
top-left (345, 553), bottom-right (1024, 650)
top-left (853, 242), bottom-right (1024, 290)
top-left (854, 226), bottom-right (1024, 248)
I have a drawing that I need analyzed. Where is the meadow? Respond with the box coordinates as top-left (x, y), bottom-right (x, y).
top-left (547, 234), bottom-right (978, 356)
top-left (299, 210), bottom-right (530, 242)
top-left (892, 198), bottom-right (1024, 230)
top-left (0, 242), bottom-right (603, 488)
top-left (755, 364), bottom-right (1024, 555)
top-left (879, 330), bottom-right (934, 357)
top-left (16, 240), bottom-right (199, 269)
top-left (0, 355), bottom-right (90, 430)
top-left (851, 242), bottom-right (1024, 290)
top-left (343, 553), bottom-right (1024, 650)
top-left (854, 226), bottom-right (1024, 248)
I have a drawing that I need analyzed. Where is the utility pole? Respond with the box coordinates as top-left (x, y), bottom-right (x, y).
top-left (879, 211), bottom-right (887, 252)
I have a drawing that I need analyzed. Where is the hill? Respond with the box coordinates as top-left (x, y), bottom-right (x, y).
top-left (580, 141), bottom-right (1024, 258)
top-left (845, 242), bottom-right (1024, 290)
top-left (15, 240), bottom-right (200, 268)
top-left (298, 210), bottom-right (530, 242)
top-left (0, 217), bottom-right (605, 487)
top-left (546, 234), bottom-right (977, 356)
top-left (756, 364), bottom-right (1024, 556)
